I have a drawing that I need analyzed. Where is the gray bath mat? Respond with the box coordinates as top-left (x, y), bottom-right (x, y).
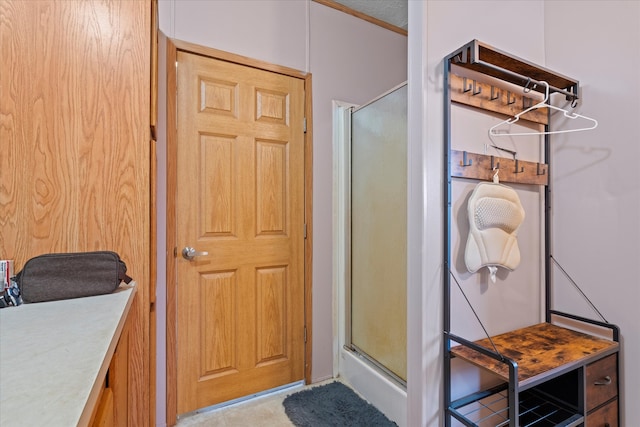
top-left (282, 381), bottom-right (397, 426)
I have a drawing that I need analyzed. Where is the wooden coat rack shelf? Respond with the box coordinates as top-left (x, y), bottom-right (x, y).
top-left (451, 149), bottom-right (548, 185)
top-left (450, 74), bottom-right (548, 126)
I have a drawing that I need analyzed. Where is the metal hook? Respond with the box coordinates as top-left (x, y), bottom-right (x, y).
top-left (490, 156), bottom-right (500, 170)
top-left (537, 163), bottom-right (546, 176)
top-left (507, 91), bottom-right (516, 105)
top-left (490, 86), bottom-right (500, 101)
top-left (514, 159), bottom-right (524, 174)
top-left (523, 97), bottom-right (533, 109)
top-left (570, 97), bottom-right (579, 108)
top-left (472, 80), bottom-right (482, 96)
top-left (523, 78), bottom-right (532, 93)
top-left (460, 151), bottom-right (472, 167)
top-left (463, 77), bottom-right (472, 93)
top-left (453, 50), bottom-right (467, 64)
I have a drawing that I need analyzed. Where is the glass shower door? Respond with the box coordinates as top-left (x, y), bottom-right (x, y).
top-left (349, 83), bottom-right (407, 383)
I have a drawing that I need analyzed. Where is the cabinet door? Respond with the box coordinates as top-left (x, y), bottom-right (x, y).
top-left (110, 323), bottom-right (130, 427)
top-left (587, 399), bottom-right (618, 427)
top-left (91, 388), bottom-right (114, 427)
top-left (586, 354), bottom-right (618, 412)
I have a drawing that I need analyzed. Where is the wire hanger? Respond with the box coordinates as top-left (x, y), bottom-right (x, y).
top-left (489, 81), bottom-right (598, 137)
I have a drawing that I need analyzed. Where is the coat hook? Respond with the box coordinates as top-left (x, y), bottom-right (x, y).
top-left (523, 97), bottom-right (533, 109)
top-left (514, 159), bottom-right (524, 174)
top-left (453, 50), bottom-right (467, 64)
top-left (460, 151), bottom-right (472, 167)
top-left (463, 77), bottom-right (472, 93)
top-left (472, 80), bottom-right (482, 96)
top-left (507, 91), bottom-right (516, 105)
top-left (570, 97), bottom-right (579, 108)
top-left (490, 155), bottom-right (500, 170)
top-left (537, 163), bottom-right (546, 176)
top-left (523, 78), bottom-right (533, 93)
top-left (490, 86), bottom-right (500, 101)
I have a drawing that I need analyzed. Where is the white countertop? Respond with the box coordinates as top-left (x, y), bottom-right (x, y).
top-left (0, 284), bottom-right (135, 427)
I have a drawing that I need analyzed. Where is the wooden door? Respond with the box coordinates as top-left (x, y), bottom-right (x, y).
top-left (175, 51), bottom-right (306, 413)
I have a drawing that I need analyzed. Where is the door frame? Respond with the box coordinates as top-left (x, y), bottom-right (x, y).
top-left (164, 38), bottom-right (313, 425)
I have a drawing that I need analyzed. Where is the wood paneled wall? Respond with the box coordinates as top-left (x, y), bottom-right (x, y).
top-left (0, 0), bottom-right (152, 424)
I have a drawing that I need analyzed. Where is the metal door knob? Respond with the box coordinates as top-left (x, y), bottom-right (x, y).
top-left (182, 247), bottom-right (209, 260)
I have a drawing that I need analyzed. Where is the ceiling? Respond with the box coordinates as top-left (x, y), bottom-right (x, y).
top-left (331, 0), bottom-right (408, 31)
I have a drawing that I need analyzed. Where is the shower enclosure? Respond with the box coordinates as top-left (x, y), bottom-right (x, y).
top-left (334, 83), bottom-right (407, 425)
top-left (349, 83), bottom-right (407, 383)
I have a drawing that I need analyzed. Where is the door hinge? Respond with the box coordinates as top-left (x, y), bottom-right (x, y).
top-left (304, 326), bottom-right (307, 343)
top-left (304, 223), bottom-right (307, 239)
top-left (303, 117), bottom-right (307, 133)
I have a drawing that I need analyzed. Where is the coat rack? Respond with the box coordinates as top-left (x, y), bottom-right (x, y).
top-left (443, 39), bottom-right (618, 427)
top-left (450, 74), bottom-right (548, 125)
top-left (451, 149), bottom-right (547, 185)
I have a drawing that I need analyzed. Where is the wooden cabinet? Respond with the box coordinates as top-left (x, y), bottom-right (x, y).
top-left (0, 286), bottom-right (136, 426)
top-left (0, 0), bottom-right (152, 424)
top-left (90, 318), bottom-right (130, 427)
top-left (449, 323), bottom-right (619, 425)
top-left (92, 386), bottom-right (115, 427)
top-left (586, 354), bottom-right (619, 426)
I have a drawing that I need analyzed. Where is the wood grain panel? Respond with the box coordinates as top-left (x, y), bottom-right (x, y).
top-left (256, 89), bottom-right (288, 125)
top-left (201, 271), bottom-right (238, 376)
top-left (164, 34), bottom-right (179, 426)
top-left (0, 0), bottom-right (150, 300)
top-left (450, 74), bottom-right (548, 125)
top-left (90, 387), bottom-right (114, 427)
top-left (452, 40), bottom-right (579, 96)
top-left (256, 140), bottom-right (287, 235)
top-left (176, 50), bottom-right (305, 413)
top-left (200, 78), bottom-right (238, 116)
top-left (0, 1), bottom-right (151, 424)
top-left (110, 321), bottom-right (130, 427)
top-left (256, 266), bottom-right (287, 364)
top-left (586, 353), bottom-right (618, 412)
top-left (150, 0), bottom-right (158, 139)
top-left (201, 134), bottom-right (235, 236)
top-left (451, 149), bottom-right (548, 185)
top-left (587, 398), bottom-right (618, 427)
top-left (166, 39), bottom-right (313, 422)
top-left (450, 323), bottom-right (618, 387)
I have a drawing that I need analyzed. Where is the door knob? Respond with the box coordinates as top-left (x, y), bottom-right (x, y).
top-left (182, 247), bottom-right (209, 261)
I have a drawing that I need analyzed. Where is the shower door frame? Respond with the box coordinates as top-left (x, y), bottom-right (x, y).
top-left (331, 85), bottom-right (408, 426)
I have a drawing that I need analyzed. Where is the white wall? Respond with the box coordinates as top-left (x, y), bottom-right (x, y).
top-left (545, 2), bottom-right (640, 425)
top-left (156, 1), bottom-right (407, 425)
top-left (161, 0), bottom-right (308, 71)
top-left (308, 0), bottom-right (408, 382)
top-left (410, 0), bottom-right (640, 425)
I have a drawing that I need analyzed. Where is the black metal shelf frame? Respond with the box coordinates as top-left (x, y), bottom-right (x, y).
top-left (442, 40), bottom-right (618, 427)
